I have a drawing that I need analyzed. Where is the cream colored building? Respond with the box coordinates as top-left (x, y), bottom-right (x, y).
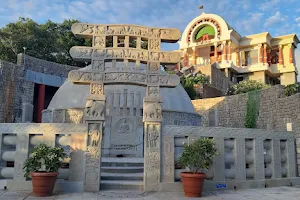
top-left (178, 12), bottom-right (299, 85)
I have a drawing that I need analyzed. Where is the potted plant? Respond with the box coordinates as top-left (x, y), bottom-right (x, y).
top-left (179, 138), bottom-right (218, 197)
top-left (23, 144), bottom-right (67, 197)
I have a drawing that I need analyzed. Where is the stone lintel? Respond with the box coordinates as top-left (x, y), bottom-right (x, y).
top-left (86, 95), bottom-right (106, 101)
top-left (69, 47), bottom-right (181, 63)
top-left (68, 70), bottom-right (180, 87)
top-left (71, 23), bottom-right (181, 41)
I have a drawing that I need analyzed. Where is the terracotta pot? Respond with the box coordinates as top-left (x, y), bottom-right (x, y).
top-left (180, 172), bottom-right (206, 197)
top-left (31, 172), bottom-right (58, 197)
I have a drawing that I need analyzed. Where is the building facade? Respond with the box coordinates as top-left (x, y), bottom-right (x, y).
top-left (178, 12), bottom-right (300, 86)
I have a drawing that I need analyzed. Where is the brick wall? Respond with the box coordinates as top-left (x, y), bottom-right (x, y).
top-left (0, 54), bottom-right (80, 123)
top-left (192, 85), bottom-right (300, 175)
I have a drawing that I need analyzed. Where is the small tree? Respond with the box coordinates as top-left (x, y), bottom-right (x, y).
top-left (230, 80), bottom-right (270, 95)
top-left (179, 138), bottom-right (218, 174)
top-left (285, 82), bottom-right (300, 96)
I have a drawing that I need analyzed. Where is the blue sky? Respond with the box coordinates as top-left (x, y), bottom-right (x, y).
top-left (1, 0), bottom-right (300, 65)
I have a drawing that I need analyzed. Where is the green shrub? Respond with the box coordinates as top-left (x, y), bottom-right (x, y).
top-left (285, 83), bottom-right (300, 96)
top-left (189, 74), bottom-right (210, 85)
top-left (23, 144), bottom-right (67, 177)
top-left (179, 138), bottom-right (218, 173)
top-left (231, 80), bottom-right (270, 95)
top-left (180, 76), bottom-right (198, 100)
top-left (245, 91), bottom-right (260, 128)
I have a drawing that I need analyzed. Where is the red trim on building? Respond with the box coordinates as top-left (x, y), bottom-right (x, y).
top-left (36, 84), bottom-right (45, 123)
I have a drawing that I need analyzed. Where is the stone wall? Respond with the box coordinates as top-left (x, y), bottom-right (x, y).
top-left (192, 85), bottom-right (300, 175)
top-left (196, 64), bottom-right (233, 95)
top-left (0, 54), bottom-right (80, 123)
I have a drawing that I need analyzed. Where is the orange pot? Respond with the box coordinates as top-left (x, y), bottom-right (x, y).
top-left (31, 172), bottom-right (58, 197)
top-left (180, 172), bottom-right (206, 197)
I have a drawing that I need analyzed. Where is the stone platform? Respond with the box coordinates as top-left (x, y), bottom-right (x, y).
top-left (1, 186), bottom-right (300, 200)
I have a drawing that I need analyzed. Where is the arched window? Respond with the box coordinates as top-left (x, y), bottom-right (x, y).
top-left (195, 25), bottom-right (215, 42)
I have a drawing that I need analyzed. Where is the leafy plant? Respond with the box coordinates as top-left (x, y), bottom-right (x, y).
top-left (189, 74), bottom-right (210, 85)
top-left (245, 91), bottom-right (260, 128)
top-left (23, 144), bottom-right (67, 177)
top-left (179, 138), bottom-right (218, 174)
top-left (230, 80), bottom-right (270, 95)
top-left (285, 83), bottom-right (300, 96)
top-left (180, 76), bottom-right (198, 100)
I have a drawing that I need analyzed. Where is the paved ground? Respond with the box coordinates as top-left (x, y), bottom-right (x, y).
top-left (1, 186), bottom-right (300, 199)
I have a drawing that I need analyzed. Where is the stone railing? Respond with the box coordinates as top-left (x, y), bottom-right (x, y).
top-left (0, 123), bottom-right (87, 192)
top-left (158, 126), bottom-right (300, 191)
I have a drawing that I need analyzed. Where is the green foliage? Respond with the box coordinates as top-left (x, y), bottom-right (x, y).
top-left (179, 138), bottom-right (218, 174)
top-left (245, 91), bottom-right (260, 128)
top-left (189, 74), bottom-right (210, 85)
top-left (23, 144), bottom-right (67, 177)
top-left (180, 76), bottom-right (197, 100)
top-left (230, 80), bottom-right (270, 95)
top-left (0, 18), bottom-right (91, 66)
top-left (285, 82), bottom-right (300, 96)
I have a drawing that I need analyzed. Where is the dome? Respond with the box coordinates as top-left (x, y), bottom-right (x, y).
top-left (48, 66), bottom-right (197, 114)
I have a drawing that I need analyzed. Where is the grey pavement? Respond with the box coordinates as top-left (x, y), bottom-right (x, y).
top-left (1, 186), bottom-right (300, 200)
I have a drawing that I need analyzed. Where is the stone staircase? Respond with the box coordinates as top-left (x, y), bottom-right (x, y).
top-left (100, 157), bottom-right (144, 190)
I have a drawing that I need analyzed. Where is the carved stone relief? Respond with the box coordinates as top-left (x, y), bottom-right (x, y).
top-left (93, 36), bottom-right (105, 48)
top-left (149, 39), bottom-right (160, 51)
top-left (91, 60), bottom-right (104, 71)
top-left (84, 100), bottom-right (105, 120)
top-left (88, 123), bottom-right (102, 147)
top-left (147, 124), bottom-right (159, 148)
top-left (90, 83), bottom-right (103, 95)
top-left (70, 47), bottom-right (181, 63)
top-left (72, 23), bottom-right (181, 41)
top-left (143, 102), bottom-right (162, 121)
top-left (148, 62), bottom-right (160, 73)
top-left (147, 86), bottom-right (159, 97)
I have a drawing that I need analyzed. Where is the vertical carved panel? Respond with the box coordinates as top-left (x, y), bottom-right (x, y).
top-left (213, 137), bottom-right (225, 181)
top-left (90, 83), bottom-right (104, 95)
top-left (84, 122), bottom-right (103, 192)
top-left (162, 136), bottom-right (174, 182)
top-left (254, 137), bottom-right (265, 179)
top-left (69, 133), bottom-right (87, 181)
top-left (235, 138), bottom-right (246, 180)
top-left (148, 39), bottom-right (160, 51)
top-left (93, 36), bottom-right (106, 48)
top-left (272, 139), bottom-right (282, 178)
top-left (287, 138), bottom-right (296, 177)
top-left (144, 122), bottom-right (161, 191)
top-left (14, 134), bottom-right (29, 180)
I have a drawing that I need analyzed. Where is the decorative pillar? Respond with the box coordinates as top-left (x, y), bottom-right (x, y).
top-left (222, 41), bottom-right (227, 62)
top-left (14, 134), bottom-right (29, 180)
top-left (267, 49), bottom-right (271, 66)
top-left (236, 50), bottom-right (240, 66)
top-left (36, 84), bottom-right (45, 123)
top-left (214, 42), bottom-right (218, 62)
top-left (288, 44), bottom-right (293, 64)
top-left (263, 44), bottom-right (268, 64)
top-left (227, 41), bottom-right (232, 61)
top-left (183, 49), bottom-right (188, 67)
top-left (84, 83), bottom-right (105, 192)
top-left (259, 44), bottom-right (263, 63)
top-left (192, 47), bottom-right (197, 65)
top-left (278, 45), bottom-right (283, 65)
top-left (144, 85), bottom-right (163, 191)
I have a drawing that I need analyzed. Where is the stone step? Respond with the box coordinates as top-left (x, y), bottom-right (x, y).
top-left (101, 166), bottom-right (144, 173)
top-left (101, 172), bottom-right (143, 181)
top-left (100, 180), bottom-right (143, 191)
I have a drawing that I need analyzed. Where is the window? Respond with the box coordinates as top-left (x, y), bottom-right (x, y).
top-left (270, 49), bottom-right (279, 64)
top-left (241, 50), bottom-right (258, 66)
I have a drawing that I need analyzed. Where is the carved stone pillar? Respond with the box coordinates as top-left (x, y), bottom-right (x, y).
top-left (263, 44), bottom-right (268, 64)
top-left (267, 49), bottom-right (271, 66)
top-left (192, 47), bottom-right (197, 65)
top-left (14, 134), bottom-right (29, 180)
top-left (143, 92), bottom-right (162, 191)
top-left (278, 45), bottom-right (283, 65)
top-left (214, 42), bottom-right (218, 62)
top-left (259, 44), bottom-right (263, 63)
top-left (289, 44), bottom-right (293, 64)
top-left (222, 41), bottom-right (227, 62)
top-left (227, 41), bottom-right (232, 61)
top-left (84, 83), bottom-right (106, 192)
top-left (183, 49), bottom-right (188, 67)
